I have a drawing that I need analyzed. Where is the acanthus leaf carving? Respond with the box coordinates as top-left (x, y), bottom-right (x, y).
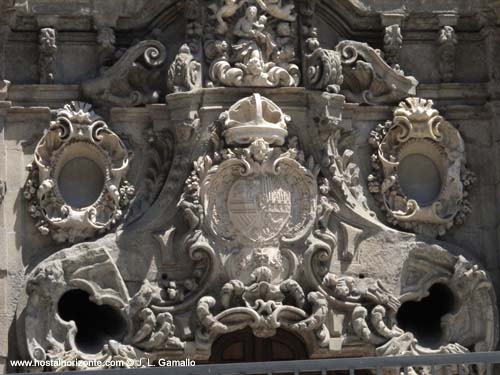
top-left (126, 129), bottom-right (174, 225)
top-left (82, 40), bottom-right (167, 107)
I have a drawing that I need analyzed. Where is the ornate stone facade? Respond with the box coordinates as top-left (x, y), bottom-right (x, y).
top-left (1, 0), bottom-right (500, 373)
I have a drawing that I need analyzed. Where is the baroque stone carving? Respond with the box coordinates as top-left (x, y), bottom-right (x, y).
top-left (21, 246), bottom-right (187, 371)
top-left (400, 244), bottom-right (499, 353)
top-left (437, 26), bottom-right (457, 83)
top-left (82, 40), bottom-right (166, 107)
top-left (196, 273), bottom-right (329, 347)
top-left (336, 40), bottom-right (418, 105)
top-left (304, 33), bottom-right (343, 93)
top-left (173, 93), bottom-right (350, 351)
top-left (205, 0), bottom-right (300, 87)
top-left (22, 246), bottom-right (135, 371)
top-left (383, 24), bottom-right (403, 68)
top-left (368, 98), bottom-right (474, 237)
top-left (126, 129), bottom-right (174, 224)
top-left (167, 44), bottom-right (201, 93)
top-left (23, 102), bottom-right (134, 243)
top-left (183, 94), bottom-right (318, 284)
top-left (39, 28), bottom-right (57, 84)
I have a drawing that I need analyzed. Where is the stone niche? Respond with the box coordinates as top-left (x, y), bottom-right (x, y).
top-left (0, 0), bottom-right (499, 373)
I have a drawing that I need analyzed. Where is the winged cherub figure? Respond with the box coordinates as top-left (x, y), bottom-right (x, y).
top-left (216, 0), bottom-right (248, 34)
top-left (255, 0), bottom-right (296, 21)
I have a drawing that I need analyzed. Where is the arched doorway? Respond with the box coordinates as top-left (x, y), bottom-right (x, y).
top-left (209, 328), bottom-right (308, 363)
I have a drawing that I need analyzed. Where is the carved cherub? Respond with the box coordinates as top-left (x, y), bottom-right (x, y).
top-left (255, 0), bottom-right (296, 22)
top-left (215, 0), bottom-right (248, 34)
top-left (131, 308), bottom-right (156, 344)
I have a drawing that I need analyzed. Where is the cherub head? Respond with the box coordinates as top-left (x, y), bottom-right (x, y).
top-left (277, 22), bottom-right (291, 37)
top-left (247, 56), bottom-right (263, 75)
top-left (246, 5), bottom-right (258, 20)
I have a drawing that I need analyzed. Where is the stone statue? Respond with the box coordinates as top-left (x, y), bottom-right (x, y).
top-left (255, 0), bottom-right (296, 21)
top-left (215, 0), bottom-right (248, 34)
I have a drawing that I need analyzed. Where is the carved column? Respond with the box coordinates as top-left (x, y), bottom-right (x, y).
top-left (381, 13), bottom-right (405, 69)
top-left (38, 27), bottom-right (57, 84)
top-left (436, 14), bottom-right (458, 83)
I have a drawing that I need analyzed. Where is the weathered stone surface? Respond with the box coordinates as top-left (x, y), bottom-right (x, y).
top-left (0, 0), bottom-right (499, 373)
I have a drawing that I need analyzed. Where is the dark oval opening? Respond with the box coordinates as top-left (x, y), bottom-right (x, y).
top-left (58, 157), bottom-right (105, 208)
top-left (396, 283), bottom-right (455, 348)
top-left (58, 289), bottom-right (127, 354)
top-left (398, 154), bottom-right (442, 206)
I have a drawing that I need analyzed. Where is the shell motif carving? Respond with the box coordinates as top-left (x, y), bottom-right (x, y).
top-left (368, 98), bottom-right (475, 237)
top-left (23, 102), bottom-right (134, 243)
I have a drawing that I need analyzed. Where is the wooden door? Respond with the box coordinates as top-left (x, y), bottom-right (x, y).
top-left (209, 328), bottom-right (308, 363)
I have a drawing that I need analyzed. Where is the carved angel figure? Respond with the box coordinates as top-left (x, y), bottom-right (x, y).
top-left (255, 0), bottom-right (296, 21)
top-left (215, 0), bottom-right (248, 34)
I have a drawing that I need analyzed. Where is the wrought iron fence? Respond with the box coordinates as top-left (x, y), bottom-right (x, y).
top-left (17, 352), bottom-right (500, 375)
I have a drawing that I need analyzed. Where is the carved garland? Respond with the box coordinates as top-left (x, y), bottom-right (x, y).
top-left (24, 102), bottom-right (134, 243)
top-left (368, 98), bottom-right (475, 237)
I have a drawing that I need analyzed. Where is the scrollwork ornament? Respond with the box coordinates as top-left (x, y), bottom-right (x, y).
top-left (368, 97), bottom-right (474, 237)
top-left (82, 40), bottom-right (166, 107)
top-left (23, 101), bottom-right (134, 243)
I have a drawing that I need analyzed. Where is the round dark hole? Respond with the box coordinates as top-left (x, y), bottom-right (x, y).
top-left (58, 289), bottom-right (127, 354)
top-left (58, 157), bottom-right (105, 208)
top-left (161, 273), bottom-right (168, 280)
top-left (396, 283), bottom-right (455, 348)
top-left (358, 274), bottom-right (365, 279)
top-left (398, 154), bottom-right (442, 206)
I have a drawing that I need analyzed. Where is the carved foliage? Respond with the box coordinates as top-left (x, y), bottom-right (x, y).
top-left (368, 98), bottom-right (474, 237)
top-left (82, 40), bottom-right (166, 107)
top-left (24, 102), bottom-right (134, 243)
top-left (336, 40), bottom-right (418, 105)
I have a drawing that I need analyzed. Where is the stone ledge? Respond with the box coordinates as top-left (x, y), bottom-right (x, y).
top-left (7, 84), bottom-right (80, 108)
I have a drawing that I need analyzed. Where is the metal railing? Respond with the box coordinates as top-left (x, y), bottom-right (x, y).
top-left (19, 352), bottom-right (500, 375)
